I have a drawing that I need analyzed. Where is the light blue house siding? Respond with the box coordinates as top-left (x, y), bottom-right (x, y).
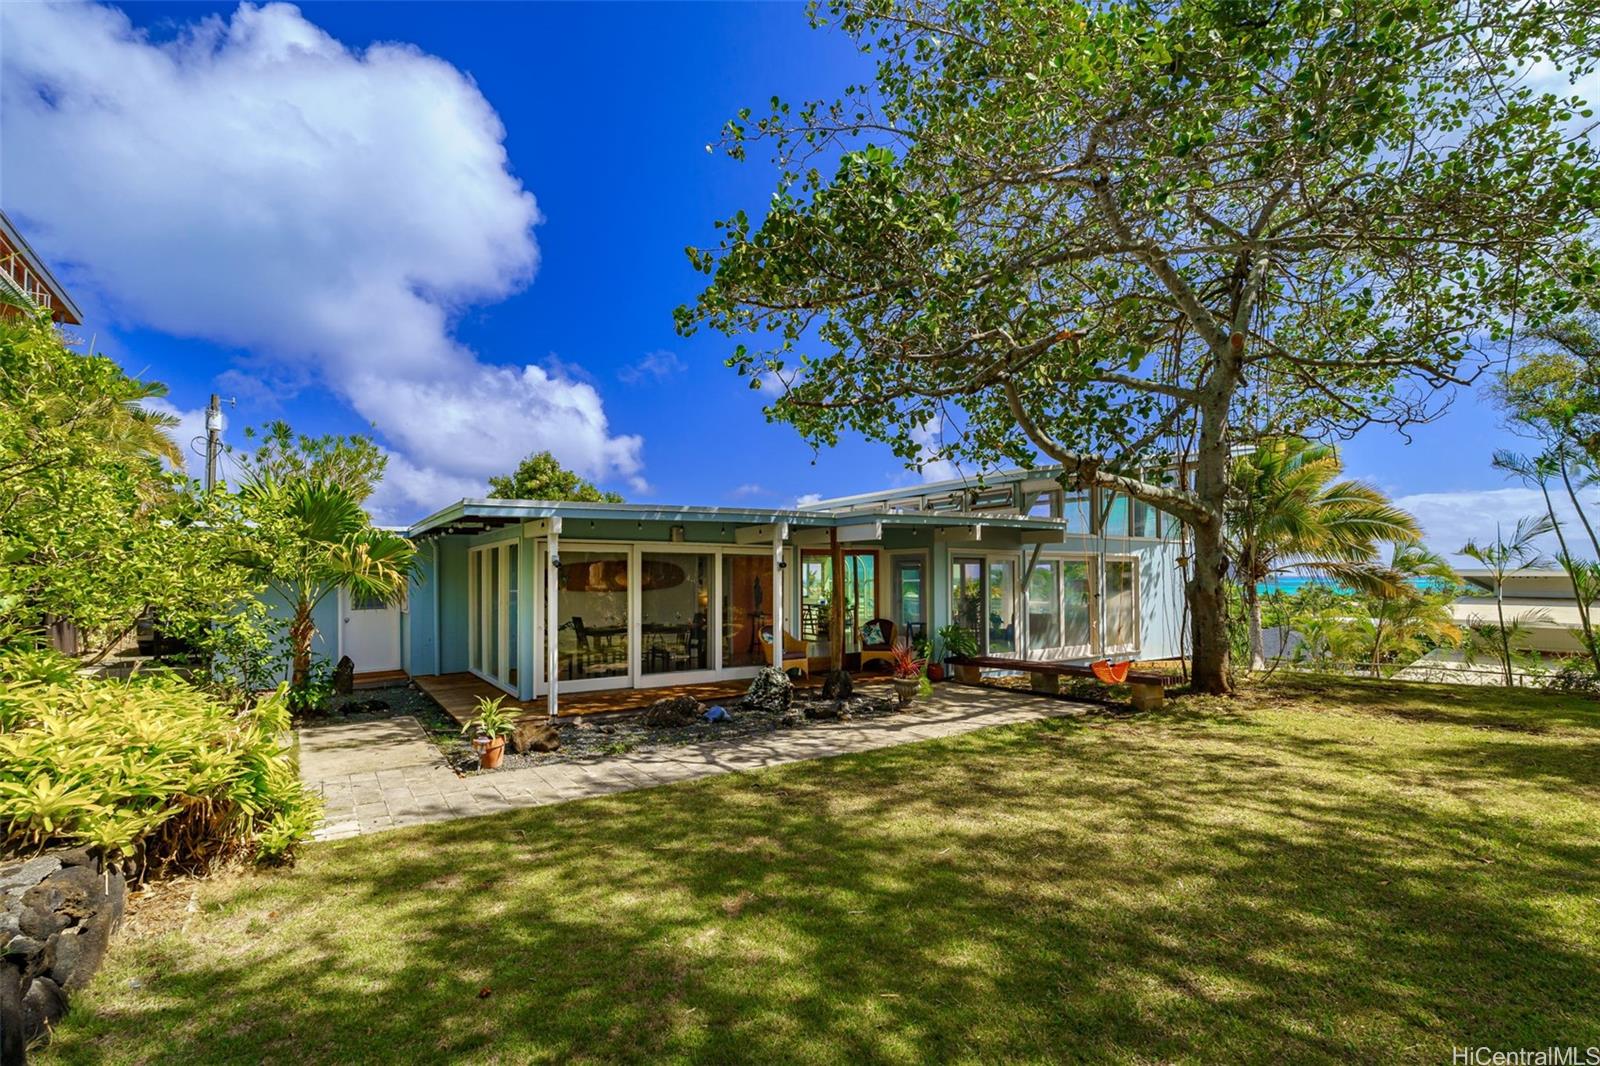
top-left (256, 585), bottom-right (339, 683)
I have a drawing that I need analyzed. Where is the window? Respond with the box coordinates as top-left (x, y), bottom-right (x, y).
top-left (350, 590), bottom-right (389, 611)
top-left (1101, 492), bottom-right (1130, 537)
top-left (950, 558), bottom-right (983, 645)
top-left (1105, 559), bottom-right (1138, 648)
top-left (1027, 490), bottom-right (1061, 518)
top-left (799, 552), bottom-right (877, 654)
top-left (1063, 492), bottom-right (1092, 533)
top-left (1131, 499), bottom-right (1159, 538)
top-left (987, 560), bottom-right (1018, 654)
top-left (642, 552), bottom-right (711, 675)
top-left (1026, 561), bottom-right (1061, 651)
top-left (553, 549), bottom-right (629, 682)
top-left (971, 486), bottom-right (1015, 511)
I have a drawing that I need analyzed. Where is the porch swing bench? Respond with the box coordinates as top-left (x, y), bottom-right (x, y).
top-left (950, 655), bottom-right (1168, 712)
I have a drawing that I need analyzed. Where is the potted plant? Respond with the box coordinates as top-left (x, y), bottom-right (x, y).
top-left (888, 639), bottom-right (926, 707)
top-left (915, 637), bottom-right (944, 682)
top-left (938, 624), bottom-right (981, 683)
top-left (461, 695), bottom-right (517, 770)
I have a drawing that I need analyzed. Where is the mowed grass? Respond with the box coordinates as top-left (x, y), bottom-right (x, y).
top-left (42, 678), bottom-right (1600, 1064)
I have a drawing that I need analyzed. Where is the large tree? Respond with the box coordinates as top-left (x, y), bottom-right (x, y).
top-left (678, 0), bottom-right (1599, 692)
top-left (488, 450), bottom-right (623, 503)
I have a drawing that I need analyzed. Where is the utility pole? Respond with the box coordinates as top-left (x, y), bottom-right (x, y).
top-left (204, 394), bottom-right (222, 493)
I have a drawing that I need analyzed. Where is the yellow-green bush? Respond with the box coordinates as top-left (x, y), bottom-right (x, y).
top-left (0, 670), bottom-right (319, 870)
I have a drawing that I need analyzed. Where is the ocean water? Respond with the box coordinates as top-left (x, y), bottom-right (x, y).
top-left (1257, 575), bottom-right (1447, 596)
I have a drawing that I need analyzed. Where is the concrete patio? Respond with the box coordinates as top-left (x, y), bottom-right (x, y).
top-left (300, 685), bottom-right (1084, 840)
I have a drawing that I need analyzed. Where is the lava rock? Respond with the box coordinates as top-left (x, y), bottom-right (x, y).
top-left (3, 935), bottom-right (51, 982)
top-left (778, 710), bottom-right (804, 729)
top-left (0, 856), bottom-right (61, 896)
top-left (332, 655), bottom-right (355, 696)
top-left (803, 699), bottom-right (851, 722)
top-left (745, 667), bottom-right (793, 712)
top-left (642, 696), bottom-right (704, 728)
top-left (341, 698), bottom-right (390, 715)
top-left (820, 669), bottom-right (853, 700)
top-left (21, 974), bottom-right (67, 1039)
top-left (509, 720), bottom-right (561, 754)
top-left (23, 866), bottom-right (102, 925)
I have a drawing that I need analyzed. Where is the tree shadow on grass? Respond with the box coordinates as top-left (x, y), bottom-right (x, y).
top-left (41, 702), bottom-right (1600, 1065)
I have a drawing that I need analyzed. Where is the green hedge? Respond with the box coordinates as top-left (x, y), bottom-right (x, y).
top-left (0, 666), bottom-right (319, 869)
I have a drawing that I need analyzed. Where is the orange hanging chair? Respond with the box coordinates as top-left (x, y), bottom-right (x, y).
top-left (1090, 659), bottom-right (1131, 684)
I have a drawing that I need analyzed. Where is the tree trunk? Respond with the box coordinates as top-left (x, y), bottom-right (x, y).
top-left (1494, 588), bottom-right (1514, 688)
top-left (1540, 473), bottom-right (1600, 676)
top-left (290, 600), bottom-right (315, 690)
top-left (1188, 518), bottom-right (1232, 694)
top-left (1187, 388), bottom-right (1234, 695)
top-left (1245, 580), bottom-right (1266, 670)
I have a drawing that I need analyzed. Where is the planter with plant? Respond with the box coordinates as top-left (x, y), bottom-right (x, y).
top-left (461, 695), bottom-right (517, 770)
top-left (888, 639), bottom-right (927, 707)
top-left (938, 624), bottom-right (981, 683)
top-left (914, 637), bottom-right (944, 682)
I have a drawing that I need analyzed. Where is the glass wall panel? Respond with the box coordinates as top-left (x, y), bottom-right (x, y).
top-left (555, 550), bottom-right (629, 681)
top-left (505, 544), bottom-right (518, 686)
top-left (1063, 560), bottom-right (1093, 649)
top-left (1101, 492), bottom-right (1130, 537)
top-left (988, 559), bottom-right (1018, 654)
top-left (1026, 560), bottom-right (1061, 651)
top-left (1027, 490), bottom-right (1060, 518)
top-left (1131, 500), bottom-right (1159, 538)
top-left (722, 554), bottom-right (769, 668)
top-left (1106, 559), bottom-right (1137, 647)
top-left (798, 551), bottom-right (877, 654)
top-left (894, 558), bottom-right (925, 642)
top-left (640, 552), bottom-right (711, 675)
top-left (950, 558), bottom-right (983, 647)
top-left (468, 552), bottom-right (482, 672)
top-left (485, 548), bottom-right (499, 680)
top-left (1063, 492), bottom-right (1092, 533)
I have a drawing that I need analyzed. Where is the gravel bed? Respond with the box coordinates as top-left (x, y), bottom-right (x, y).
top-left (318, 681), bottom-right (913, 775)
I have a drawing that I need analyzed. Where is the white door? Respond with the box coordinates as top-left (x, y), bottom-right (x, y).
top-left (341, 590), bottom-right (401, 673)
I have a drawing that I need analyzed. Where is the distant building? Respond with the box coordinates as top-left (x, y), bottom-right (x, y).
top-left (0, 210), bottom-right (82, 324)
top-left (1451, 568), bottom-right (1590, 655)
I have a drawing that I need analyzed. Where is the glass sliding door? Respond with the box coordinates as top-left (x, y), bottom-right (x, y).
top-left (798, 550), bottom-right (878, 658)
top-left (641, 551), bottom-right (711, 676)
top-left (892, 556), bottom-right (926, 644)
top-left (987, 559), bottom-right (1018, 654)
top-left (1062, 559), bottom-right (1095, 653)
top-left (1105, 558), bottom-right (1138, 651)
top-left (950, 558), bottom-right (983, 649)
top-left (721, 553), bottom-right (770, 670)
top-left (468, 540), bottom-right (517, 694)
top-left (1026, 560), bottom-right (1061, 652)
top-left (552, 548), bottom-right (630, 686)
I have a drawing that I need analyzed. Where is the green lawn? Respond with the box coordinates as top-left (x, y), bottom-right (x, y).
top-left (42, 678), bottom-right (1600, 1064)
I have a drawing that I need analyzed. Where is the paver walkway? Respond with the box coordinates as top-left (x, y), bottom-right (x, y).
top-left (301, 686), bottom-right (1083, 841)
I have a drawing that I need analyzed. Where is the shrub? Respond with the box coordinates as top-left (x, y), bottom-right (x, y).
top-left (1544, 660), bottom-right (1600, 699)
top-left (0, 670), bottom-right (319, 871)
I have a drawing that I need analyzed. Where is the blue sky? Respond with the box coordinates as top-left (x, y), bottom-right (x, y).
top-left (0, 1), bottom-right (1586, 558)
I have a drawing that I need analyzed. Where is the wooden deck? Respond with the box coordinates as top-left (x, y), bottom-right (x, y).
top-left (412, 671), bottom-right (889, 725)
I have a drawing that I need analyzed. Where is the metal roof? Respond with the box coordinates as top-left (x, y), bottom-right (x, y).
top-left (406, 497), bottom-right (1067, 539)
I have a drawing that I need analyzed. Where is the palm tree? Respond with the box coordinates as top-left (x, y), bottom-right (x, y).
top-left (1365, 542), bottom-right (1459, 675)
top-left (1493, 449), bottom-right (1600, 675)
top-left (1459, 515), bottom-right (1556, 687)
top-left (238, 475), bottom-right (417, 694)
top-left (1227, 437), bottom-right (1422, 669)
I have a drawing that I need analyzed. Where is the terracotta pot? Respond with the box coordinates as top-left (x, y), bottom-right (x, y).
top-left (927, 664), bottom-right (945, 682)
top-left (473, 734), bottom-right (506, 770)
top-left (892, 677), bottom-right (919, 707)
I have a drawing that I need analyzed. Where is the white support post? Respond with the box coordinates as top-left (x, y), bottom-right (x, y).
top-left (546, 517), bottom-right (562, 718)
top-left (771, 521), bottom-right (788, 670)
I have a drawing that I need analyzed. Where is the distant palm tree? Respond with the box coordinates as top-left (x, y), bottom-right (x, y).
top-left (1494, 448), bottom-right (1600, 675)
top-left (1459, 515), bottom-right (1556, 686)
top-left (1365, 542), bottom-right (1460, 675)
top-left (1227, 437), bottom-right (1421, 669)
top-left (238, 475), bottom-right (417, 694)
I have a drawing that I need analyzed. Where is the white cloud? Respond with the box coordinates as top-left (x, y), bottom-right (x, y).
top-left (728, 482), bottom-right (765, 498)
top-left (1394, 486), bottom-right (1600, 565)
top-left (1, 1), bottom-right (642, 522)
top-left (794, 492), bottom-right (824, 508)
top-left (140, 397), bottom-right (216, 479)
top-left (909, 419), bottom-right (958, 482)
top-left (617, 350), bottom-right (685, 385)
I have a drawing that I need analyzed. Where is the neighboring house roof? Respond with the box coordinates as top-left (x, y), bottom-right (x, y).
top-left (1456, 568), bottom-right (1575, 597)
top-left (406, 498), bottom-right (1067, 540)
top-left (0, 211), bottom-right (83, 325)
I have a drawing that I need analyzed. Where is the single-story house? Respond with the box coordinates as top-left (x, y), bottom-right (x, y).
top-left (316, 467), bottom-right (1190, 715)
